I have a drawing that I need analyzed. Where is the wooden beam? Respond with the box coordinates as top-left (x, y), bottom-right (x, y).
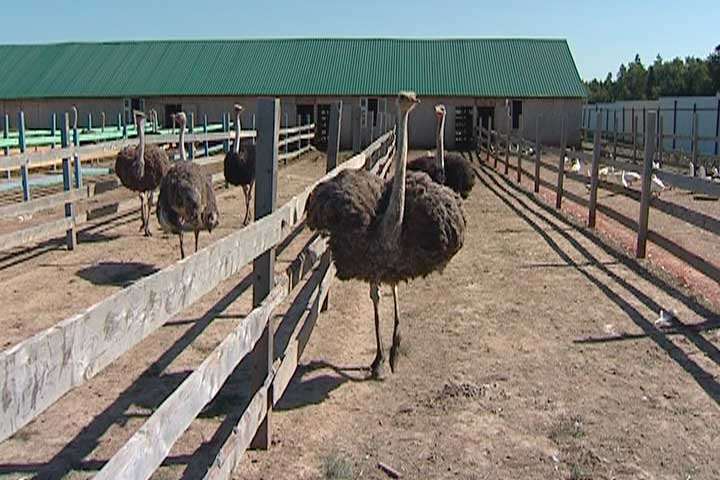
top-left (556, 116), bottom-right (567, 209)
top-left (0, 217), bottom-right (74, 252)
top-left (250, 98), bottom-right (280, 450)
top-left (534, 116), bottom-right (541, 193)
top-left (94, 282), bottom-right (287, 480)
top-left (0, 187), bottom-right (88, 220)
top-left (588, 112), bottom-right (602, 228)
top-left (326, 101), bottom-right (342, 172)
top-left (636, 112), bottom-right (657, 258)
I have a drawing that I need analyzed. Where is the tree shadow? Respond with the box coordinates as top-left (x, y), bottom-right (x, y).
top-left (476, 164), bottom-right (720, 405)
top-left (76, 261), bottom-right (159, 287)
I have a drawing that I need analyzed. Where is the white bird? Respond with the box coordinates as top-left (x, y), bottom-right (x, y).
top-left (621, 171), bottom-right (641, 188)
top-left (598, 165), bottom-right (614, 179)
top-left (652, 160), bottom-right (660, 170)
top-left (698, 166), bottom-right (707, 179)
top-left (655, 308), bottom-right (677, 328)
top-left (651, 175), bottom-right (666, 195)
top-left (711, 166), bottom-right (720, 178)
top-left (689, 163), bottom-right (696, 177)
top-left (570, 158), bottom-right (582, 173)
top-left (526, 147), bottom-right (536, 156)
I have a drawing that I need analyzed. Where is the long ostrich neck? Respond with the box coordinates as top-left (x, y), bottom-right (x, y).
top-left (380, 105), bottom-right (411, 247)
top-left (136, 117), bottom-right (146, 175)
top-left (179, 121), bottom-right (187, 161)
top-left (233, 111), bottom-right (241, 155)
top-left (435, 113), bottom-right (445, 174)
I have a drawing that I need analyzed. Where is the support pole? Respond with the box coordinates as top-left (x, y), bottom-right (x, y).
top-left (658, 115), bottom-right (664, 168)
top-left (486, 117), bottom-right (493, 164)
top-left (73, 115), bottom-right (82, 188)
top-left (222, 112), bottom-right (230, 154)
top-left (691, 112), bottom-right (699, 175)
top-left (2, 114), bottom-right (8, 157)
top-left (588, 112), bottom-right (602, 228)
top-left (632, 115), bottom-right (637, 163)
top-left (534, 115), bottom-right (541, 193)
top-left (19, 112), bottom-right (30, 201)
top-left (188, 111), bottom-right (195, 160)
top-left (250, 97), bottom-right (280, 451)
top-left (612, 110), bottom-right (617, 159)
top-left (51, 113), bottom-right (57, 149)
top-left (636, 112), bottom-right (657, 258)
top-left (352, 101), bottom-right (361, 154)
top-left (203, 114), bottom-right (209, 157)
top-left (555, 115), bottom-right (567, 209)
top-left (326, 101), bottom-right (342, 172)
top-left (61, 113), bottom-right (76, 250)
top-left (504, 124), bottom-right (510, 176)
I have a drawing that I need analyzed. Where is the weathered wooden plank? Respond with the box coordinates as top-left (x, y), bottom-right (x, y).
top-left (534, 116), bottom-right (541, 193)
top-left (637, 113), bottom-right (657, 258)
top-left (326, 101), bottom-right (342, 172)
top-left (277, 144), bottom-right (312, 162)
top-left (0, 217), bottom-right (74, 252)
top-left (588, 113), bottom-right (602, 228)
top-left (0, 187), bottom-right (88, 220)
top-left (0, 208), bottom-right (290, 442)
top-left (94, 282), bottom-right (287, 480)
top-left (556, 116), bottom-right (567, 209)
top-left (278, 124), bottom-right (315, 136)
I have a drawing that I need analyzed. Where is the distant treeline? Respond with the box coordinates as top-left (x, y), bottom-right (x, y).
top-left (585, 45), bottom-right (720, 103)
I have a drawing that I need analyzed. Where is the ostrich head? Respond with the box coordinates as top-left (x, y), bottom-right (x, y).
top-left (397, 91), bottom-right (420, 112)
top-left (134, 110), bottom-right (145, 129)
top-left (204, 210), bottom-right (219, 233)
top-left (233, 104), bottom-right (243, 113)
top-left (174, 112), bottom-right (187, 126)
top-left (435, 104), bottom-right (447, 120)
top-left (71, 106), bottom-right (78, 129)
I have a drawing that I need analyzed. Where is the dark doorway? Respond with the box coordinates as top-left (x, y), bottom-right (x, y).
top-left (511, 100), bottom-right (523, 130)
top-left (455, 106), bottom-right (474, 150)
top-left (165, 104), bottom-right (182, 129)
top-left (297, 105), bottom-right (314, 125)
top-left (477, 107), bottom-right (494, 144)
top-left (316, 104), bottom-right (331, 150)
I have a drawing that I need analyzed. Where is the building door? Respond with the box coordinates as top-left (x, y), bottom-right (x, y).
top-left (455, 106), bottom-right (474, 150)
top-left (316, 104), bottom-right (331, 150)
top-left (296, 105), bottom-right (314, 125)
top-left (477, 106), bottom-right (494, 142)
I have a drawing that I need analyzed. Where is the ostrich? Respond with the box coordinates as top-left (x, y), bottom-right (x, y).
top-left (115, 110), bottom-right (170, 236)
top-left (306, 92), bottom-right (466, 379)
top-left (157, 112), bottom-right (219, 259)
top-left (408, 105), bottom-right (476, 198)
top-left (223, 104), bottom-right (256, 225)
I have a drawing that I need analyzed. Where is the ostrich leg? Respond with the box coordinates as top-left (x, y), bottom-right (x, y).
top-left (369, 282), bottom-right (386, 379)
top-left (178, 232), bottom-right (186, 259)
top-left (138, 193), bottom-right (146, 232)
top-left (242, 184), bottom-right (252, 225)
top-left (143, 192), bottom-right (153, 237)
top-left (194, 231), bottom-right (200, 253)
top-left (389, 284), bottom-right (401, 373)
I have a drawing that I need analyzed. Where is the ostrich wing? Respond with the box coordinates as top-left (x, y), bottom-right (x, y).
top-left (444, 153), bottom-right (476, 199)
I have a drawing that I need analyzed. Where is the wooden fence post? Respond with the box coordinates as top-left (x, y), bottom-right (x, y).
top-left (2, 114), bottom-right (8, 157)
top-left (222, 113), bottom-right (230, 154)
top-left (370, 111), bottom-right (375, 143)
top-left (504, 125), bottom-right (510, 176)
top-left (203, 114), bottom-right (209, 157)
top-left (534, 115), bottom-right (541, 193)
top-left (691, 112), bottom-right (699, 175)
top-left (326, 101), bottom-right (342, 172)
top-left (516, 137), bottom-right (522, 183)
top-left (101, 112), bottom-right (105, 133)
top-left (51, 113), bottom-right (57, 149)
top-left (658, 115), bottom-right (664, 168)
top-left (117, 112), bottom-right (123, 133)
top-left (87, 112), bottom-right (92, 132)
top-left (588, 112), bottom-right (602, 228)
top-left (632, 115), bottom-right (637, 163)
top-left (18, 112), bottom-right (30, 201)
top-left (188, 112), bottom-right (195, 160)
top-left (352, 101), bottom-right (362, 154)
top-left (250, 97), bottom-right (280, 451)
top-left (612, 110), bottom-right (617, 159)
top-left (555, 116), bottom-right (567, 209)
top-left (636, 112), bottom-right (657, 258)
top-left (73, 115), bottom-right (82, 189)
top-left (486, 117), bottom-right (493, 164)
top-left (60, 112), bottom-right (77, 250)
top-left (493, 120), bottom-right (499, 169)
top-left (252, 114), bottom-right (256, 145)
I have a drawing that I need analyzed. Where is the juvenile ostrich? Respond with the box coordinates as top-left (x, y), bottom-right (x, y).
top-left (307, 92), bottom-right (466, 379)
top-left (157, 112), bottom-right (219, 259)
top-left (115, 111), bottom-right (170, 236)
top-left (223, 104), bottom-right (256, 225)
top-left (408, 105), bottom-right (475, 199)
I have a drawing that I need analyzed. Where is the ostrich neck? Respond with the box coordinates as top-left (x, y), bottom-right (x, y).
top-left (179, 123), bottom-right (187, 161)
top-left (435, 114), bottom-right (446, 174)
top-left (233, 112), bottom-right (241, 155)
top-left (380, 106), bottom-right (410, 248)
top-left (136, 118), bottom-right (146, 175)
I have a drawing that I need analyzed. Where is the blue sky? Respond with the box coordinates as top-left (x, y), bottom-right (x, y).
top-left (2, 0), bottom-right (717, 81)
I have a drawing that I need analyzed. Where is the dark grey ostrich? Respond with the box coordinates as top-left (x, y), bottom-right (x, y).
top-left (115, 110), bottom-right (171, 236)
top-left (157, 112), bottom-right (220, 259)
top-left (306, 92), bottom-right (466, 379)
top-left (408, 105), bottom-right (476, 199)
top-left (223, 104), bottom-right (256, 225)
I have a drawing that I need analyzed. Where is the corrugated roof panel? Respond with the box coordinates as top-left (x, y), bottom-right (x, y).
top-left (0, 38), bottom-right (587, 99)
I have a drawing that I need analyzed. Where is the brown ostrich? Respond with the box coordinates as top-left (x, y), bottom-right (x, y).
top-left (115, 110), bottom-right (170, 236)
top-left (157, 112), bottom-right (219, 259)
top-left (306, 92), bottom-right (466, 379)
top-left (408, 105), bottom-right (476, 198)
top-left (223, 104), bottom-right (256, 225)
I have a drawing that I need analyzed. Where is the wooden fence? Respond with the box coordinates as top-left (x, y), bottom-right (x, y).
top-left (480, 110), bottom-right (720, 284)
top-left (0, 98), bottom-right (395, 479)
top-left (0, 121), bottom-right (316, 254)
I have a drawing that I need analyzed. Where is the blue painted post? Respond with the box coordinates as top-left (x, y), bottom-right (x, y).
top-left (18, 112), bottom-right (30, 201)
top-left (222, 112), bottom-right (230, 154)
top-left (117, 112), bottom-right (122, 132)
top-left (122, 113), bottom-right (128, 138)
top-left (87, 112), bottom-right (92, 132)
top-left (188, 111), bottom-right (195, 160)
top-left (101, 112), bottom-right (106, 133)
top-left (252, 114), bottom-right (256, 145)
top-left (2, 114), bottom-right (8, 157)
top-left (73, 116), bottom-right (82, 188)
top-left (60, 112), bottom-right (76, 249)
top-left (51, 113), bottom-right (57, 149)
top-left (203, 114), bottom-right (209, 157)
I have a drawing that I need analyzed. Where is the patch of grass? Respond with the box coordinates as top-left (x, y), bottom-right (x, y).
top-left (321, 452), bottom-right (354, 480)
top-left (549, 415), bottom-right (585, 443)
top-left (568, 463), bottom-right (591, 480)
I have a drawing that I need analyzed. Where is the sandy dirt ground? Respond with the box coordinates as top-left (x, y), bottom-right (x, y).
top-left (1, 152), bottom-right (719, 479)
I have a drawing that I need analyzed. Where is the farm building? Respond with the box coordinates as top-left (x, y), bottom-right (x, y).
top-left (0, 38), bottom-right (586, 149)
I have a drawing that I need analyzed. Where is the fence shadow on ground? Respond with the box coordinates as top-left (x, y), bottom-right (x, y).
top-left (475, 162), bottom-right (720, 406)
top-left (76, 261), bottom-right (159, 287)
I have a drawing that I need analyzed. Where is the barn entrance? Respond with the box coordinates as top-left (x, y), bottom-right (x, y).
top-left (455, 106), bottom-right (475, 150)
top-left (477, 106), bottom-right (494, 144)
top-left (316, 104), bottom-right (331, 150)
top-left (164, 104), bottom-right (182, 129)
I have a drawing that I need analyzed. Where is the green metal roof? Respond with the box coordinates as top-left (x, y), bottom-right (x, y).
top-left (0, 38), bottom-right (586, 99)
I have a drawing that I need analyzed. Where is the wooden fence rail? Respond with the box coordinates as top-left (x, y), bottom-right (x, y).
top-left (480, 115), bottom-right (720, 283)
top-left (0, 97), bottom-right (394, 480)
